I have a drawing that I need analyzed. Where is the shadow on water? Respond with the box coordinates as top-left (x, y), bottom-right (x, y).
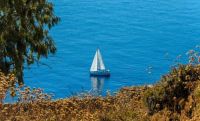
top-left (89, 76), bottom-right (110, 96)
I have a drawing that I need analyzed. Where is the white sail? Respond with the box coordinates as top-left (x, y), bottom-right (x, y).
top-left (90, 51), bottom-right (98, 71)
top-left (97, 49), bottom-right (105, 70)
top-left (90, 49), bottom-right (105, 71)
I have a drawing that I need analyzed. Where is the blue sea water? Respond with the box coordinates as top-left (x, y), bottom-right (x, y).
top-left (19, 0), bottom-right (200, 99)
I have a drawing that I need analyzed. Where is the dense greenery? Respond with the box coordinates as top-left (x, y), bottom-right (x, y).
top-left (0, 0), bottom-right (60, 84)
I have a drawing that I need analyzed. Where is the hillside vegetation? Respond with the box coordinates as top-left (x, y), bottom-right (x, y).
top-left (0, 64), bottom-right (200, 121)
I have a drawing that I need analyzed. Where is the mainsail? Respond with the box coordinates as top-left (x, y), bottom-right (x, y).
top-left (90, 49), bottom-right (105, 71)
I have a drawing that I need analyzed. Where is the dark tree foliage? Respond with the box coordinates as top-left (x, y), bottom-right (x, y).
top-left (0, 0), bottom-right (60, 84)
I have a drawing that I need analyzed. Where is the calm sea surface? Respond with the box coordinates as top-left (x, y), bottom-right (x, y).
top-left (14, 0), bottom-right (200, 99)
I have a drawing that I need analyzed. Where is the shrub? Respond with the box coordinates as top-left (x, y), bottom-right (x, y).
top-left (0, 71), bottom-right (17, 103)
top-left (144, 64), bottom-right (200, 115)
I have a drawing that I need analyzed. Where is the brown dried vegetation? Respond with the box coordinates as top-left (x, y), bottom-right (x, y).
top-left (144, 64), bottom-right (200, 121)
top-left (0, 86), bottom-right (148, 121)
top-left (0, 72), bottom-right (16, 104)
top-left (1, 65), bottom-right (200, 120)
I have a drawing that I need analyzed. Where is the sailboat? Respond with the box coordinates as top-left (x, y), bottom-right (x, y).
top-left (90, 49), bottom-right (110, 76)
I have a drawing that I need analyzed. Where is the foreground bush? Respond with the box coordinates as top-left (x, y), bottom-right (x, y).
top-left (144, 64), bottom-right (200, 119)
top-left (0, 72), bottom-right (16, 103)
top-left (0, 87), bottom-right (148, 121)
top-left (1, 64), bottom-right (200, 121)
